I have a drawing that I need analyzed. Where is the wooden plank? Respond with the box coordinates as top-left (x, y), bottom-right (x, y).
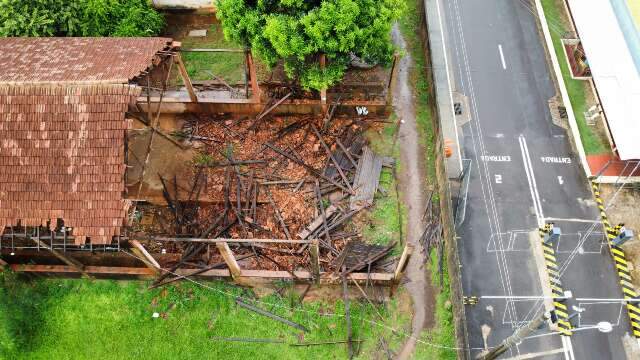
top-left (136, 237), bottom-right (313, 244)
top-left (246, 51), bottom-right (261, 103)
top-left (174, 53), bottom-right (198, 103)
top-left (342, 271), bottom-right (354, 359)
top-left (256, 92), bottom-right (292, 122)
top-left (263, 142), bottom-right (354, 194)
top-left (29, 236), bottom-right (91, 278)
top-left (10, 264), bottom-right (155, 275)
top-left (319, 54), bottom-right (327, 112)
top-left (265, 187), bottom-right (292, 239)
top-left (310, 239), bottom-right (320, 284)
top-left (216, 242), bottom-right (242, 279)
top-left (350, 146), bottom-right (383, 210)
top-left (149, 254), bottom-right (255, 289)
top-left (9, 265), bottom-right (395, 282)
top-left (297, 205), bottom-right (338, 239)
top-left (394, 244), bottom-right (413, 281)
top-left (311, 125), bottom-right (353, 192)
top-left (130, 240), bottom-right (161, 271)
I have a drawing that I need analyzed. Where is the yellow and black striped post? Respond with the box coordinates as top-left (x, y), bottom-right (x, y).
top-left (591, 181), bottom-right (640, 337)
top-left (539, 224), bottom-right (572, 336)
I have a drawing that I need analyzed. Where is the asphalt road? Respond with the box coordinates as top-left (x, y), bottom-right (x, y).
top-left (440, 0), bottom-right (630, 358)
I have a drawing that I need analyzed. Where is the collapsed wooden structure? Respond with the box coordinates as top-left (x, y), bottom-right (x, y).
top-left (0, 36), bottom-right (412, 286)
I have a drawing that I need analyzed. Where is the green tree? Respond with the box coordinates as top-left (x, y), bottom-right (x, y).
top-left (216, 0), bottom-right (404, 90)
top-left (0, 0), bottom-right (164, 37)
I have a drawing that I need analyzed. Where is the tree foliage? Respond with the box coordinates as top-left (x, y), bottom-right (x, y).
top-left (216, 0), bottom-right (404, 90)
top-left (0, 0), bottom-right (164, 37)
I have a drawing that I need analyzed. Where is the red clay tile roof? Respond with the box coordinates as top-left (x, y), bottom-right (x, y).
top-left (0, 37), bottom-right (171, 84)
top-left (0, 84), bottom-right (140, 244)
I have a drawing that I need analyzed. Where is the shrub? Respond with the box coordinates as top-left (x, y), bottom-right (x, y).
top-left (216, 0), bottom-right (404, 90)
top-left (0, 0), bottom-right (164, 37)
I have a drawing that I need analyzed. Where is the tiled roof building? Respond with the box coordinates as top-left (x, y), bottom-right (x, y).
top-left (0, 37), bottom-right (171, 244)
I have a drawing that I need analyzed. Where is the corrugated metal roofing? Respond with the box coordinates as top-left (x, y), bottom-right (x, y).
top-left (0, 37), bottom-right (171, 84)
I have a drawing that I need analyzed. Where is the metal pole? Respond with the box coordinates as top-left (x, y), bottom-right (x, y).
top-left (480, 312), bottom-right (548, 360)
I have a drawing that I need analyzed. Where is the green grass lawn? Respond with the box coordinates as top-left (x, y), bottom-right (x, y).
top-left (540, 0), bottom-right (608, 155)
top-left (179, 22), bottom-right (246, 84)
top-left (0, 272), bottom-right (413, 360)
top-left (363, 119), bottom-right (405, 252)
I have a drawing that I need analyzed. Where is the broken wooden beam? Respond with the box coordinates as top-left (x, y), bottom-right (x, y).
top-left (148, 254), bottom-right (255, 290)
top-left (29, 235), bottom-right (92, 278)
top-left (137, 237), bottom-right (313, 244)
top-left (311, 125), bottom-right (353, 193)
top-left (235, 298), bottom-right (309, 332)
top-left (130, 240), bottom-right (161, 274)
top-left (256, 92), bottom-right (292, 122)
top-left (341, 271), bottom-right (354, 359)
top-left (9, 264), bottom-right (395, 283)
top-left (350, 146), bottom-right (383, 210)
top-left (216, 242), bottom-right (242, 279)
top-left (393, 244), bottom-right (413, 281)
top-left (263, 142), bottom-right (354, 194)
top-left (174, 53), bottom-right (198, 103)
top-left (297, 205), bottom-right (338, 239)
top-left (310, 239), bottom-right (320, 284)
top-left (246, 51), bottom-right (261, 103)
top-left (265, 187), bottom-right (292, 240)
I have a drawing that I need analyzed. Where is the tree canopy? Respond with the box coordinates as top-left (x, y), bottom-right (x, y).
top-left (0, 0), bottom-right (164, 37)
top-left (216, 0), bottom-right (404, 90)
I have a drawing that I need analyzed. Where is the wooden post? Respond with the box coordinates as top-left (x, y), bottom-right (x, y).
top-left (130, 240), bottom-right (161, 274)
top-left (319, 54), bottom-right (328, 112)
top-left (310, 239), bottom-right (320, 284)
top-left (393, 244), bottom-right (413, 281)
top-left (30, 235), bottom-right (93, 279)
top-left (216, 242), bottom-right (242, 279)
top-left (386, 54), bottom-right (399, 104)
top-left (174, 53), bottom-right (198, 103)
top-left (246, 50), bottom-right (261, 103)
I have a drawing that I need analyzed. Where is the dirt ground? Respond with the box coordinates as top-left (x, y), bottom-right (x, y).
top-left (599, 184), bottom-right (640, 288)
top-left (391, 24), bottom-right (435, 359)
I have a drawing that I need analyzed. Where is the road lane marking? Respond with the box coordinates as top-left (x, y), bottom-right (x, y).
top-left (495, 174), bottom-right (502, 184)
top-left (541, 156), bottom-right (572, 164)
top-left (519, 135), bottom-right (544, 226)
top-left (450, 0), bottom-right (519, 345)
top-left (558, 176), bottom-right (564, 185)
top-left (481, 155), bottom-right (511, 162)
top-left (543, 217), bottom-right (600, 224)
top-left (498, 44), bottom-right (507, 69)
top-left (502, 347), bottom-right (565, 359)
